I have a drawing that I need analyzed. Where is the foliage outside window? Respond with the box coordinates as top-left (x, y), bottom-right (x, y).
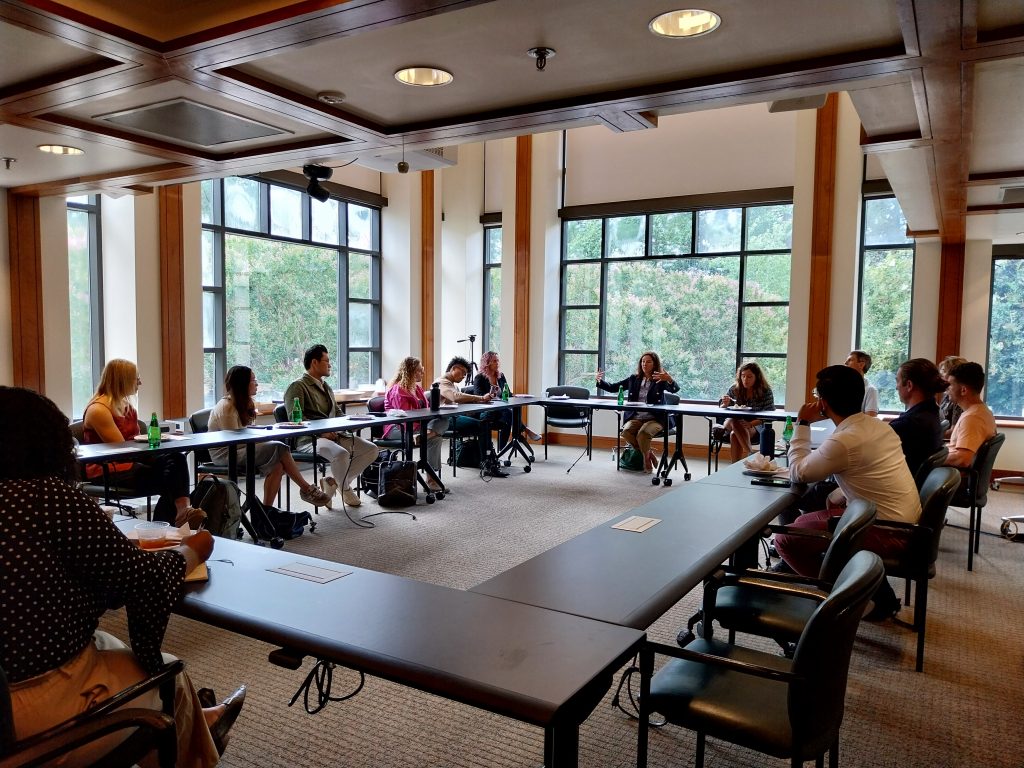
top-left (987, 256), bottom-right (1024, 417)
top-left (560, 203), bottom-right (792, 402)
top-left (483, 225), bottom-right (502, 353)
top-left (66, 195), bottom-right (102, 417)
top-left (857, 196), bottom-right (914, 412)
top-left (201, 177), bottom-right (381, 404)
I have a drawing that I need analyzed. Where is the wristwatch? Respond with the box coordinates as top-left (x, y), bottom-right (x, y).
top-left (797, 419), bottom-right (811, 427)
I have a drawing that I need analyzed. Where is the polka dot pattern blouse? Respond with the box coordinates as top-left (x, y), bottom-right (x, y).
top-left (0, 477), bottom-right (186, 683)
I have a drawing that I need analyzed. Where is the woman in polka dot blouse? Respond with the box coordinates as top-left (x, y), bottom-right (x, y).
top-left (0, 386), bottom-right (245, 764)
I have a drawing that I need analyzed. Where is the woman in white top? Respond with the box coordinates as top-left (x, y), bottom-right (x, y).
top-left (207, 365), bottom-right (330, 508)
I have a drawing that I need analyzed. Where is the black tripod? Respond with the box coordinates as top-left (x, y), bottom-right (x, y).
top-left (456, 334), bottom-right (478, 378)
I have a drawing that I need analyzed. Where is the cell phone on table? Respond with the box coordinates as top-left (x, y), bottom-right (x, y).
top-left (751, 477), bottom-right (791, 488)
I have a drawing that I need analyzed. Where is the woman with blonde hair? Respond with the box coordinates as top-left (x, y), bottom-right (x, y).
top-left (472, 350), bottom-right (542, 445)
top-left (718, 361), bottom-right (776, 463)
top-left (82, 358), bottom-right (203, 527)
top-left (384, 356), bottom-right (449, 488)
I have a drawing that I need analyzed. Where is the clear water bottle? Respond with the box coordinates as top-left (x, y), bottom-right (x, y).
top-left (147, 412), bottom-right (161, 449)
top-left (291, 397), bottom-right (303, 424)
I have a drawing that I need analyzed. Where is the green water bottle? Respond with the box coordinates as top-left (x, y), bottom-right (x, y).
top-left (617, 385), bottom-right (625, 406)
top-left (502, 382), bottom-right (510, 402)
top-left (782, 416), bottom-right (794, 445)
top-left (291, 397), bottom-right (303, 424)
top-left (147, 412), bottom-right (160, 449)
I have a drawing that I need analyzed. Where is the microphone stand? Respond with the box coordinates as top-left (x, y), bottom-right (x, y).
top-left (456, 334), bottom-right (478, 379)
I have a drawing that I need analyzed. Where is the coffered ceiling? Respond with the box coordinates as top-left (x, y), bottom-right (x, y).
top-left (2, 0), bottom-right (1024, 245)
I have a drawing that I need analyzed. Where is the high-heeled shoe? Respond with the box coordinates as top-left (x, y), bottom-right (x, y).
top-left (209, 685), bottom-right (246, 756)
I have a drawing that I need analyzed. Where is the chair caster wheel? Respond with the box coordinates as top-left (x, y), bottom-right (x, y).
top-left (426, 494), bottom-right (435, 504)
top-left (271, 537), bottom-right (285, 550)
top-left (664, 478), bottom-right (673, 487)
top-left (504, 460), bottom-right (512, 467)
top-left (236, 528), bottom-right (244, 540)
top-left (1001, 520), bottom-right (1016, 539)
top-left (435, 491), bottom-right (445, 500)
top-left (523, 465), bottom-right (531, 473)
top-left (684, 473), bottom-right (692, 481)
top-left (309, 521), bottom-right (317, 533)
top-left (652, 477), bottom-right (660, 486)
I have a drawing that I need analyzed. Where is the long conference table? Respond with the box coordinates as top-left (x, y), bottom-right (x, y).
top-left (92, 401), bottom-right (798, 766)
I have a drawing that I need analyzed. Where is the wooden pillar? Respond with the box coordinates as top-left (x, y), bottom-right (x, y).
top-left (158, 185), bottom-right (186, 417)
top-left (7, 192), bottom-right (45, 391)
top-left (935, 240), bottom-right (965, 360)
top-left (805, 93), bottom-right (839, 393)
top-left (420, 170), bottom-right (435, 377)
top-left (513, 135), bottom-right (532, 393)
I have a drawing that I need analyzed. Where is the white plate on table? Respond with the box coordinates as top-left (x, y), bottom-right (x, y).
top-left (725, 405), bottom-right (753, 410)
top-left (623, 401), bottom-right (646, 407)
top-left (742, 468), bottom-right (784, 478)
top-left (276, 421), bottom-right (308, 429)
top-left (549, 394), bottom-right (570, 400)
top-left (439, 404), bottom-right (459, 409)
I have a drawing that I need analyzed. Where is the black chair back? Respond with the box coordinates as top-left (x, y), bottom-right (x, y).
top-left (790, 550), bottom-right (884, 755)
top-left (188, 408), bottom-right (218, 469)
top-left (963, 432), bottom-right (1005, 509)
top-left (273, 403), bottom-right (288, 423)
top-left (918, 467), bottom-right (961, 565)
top-left (544, 386), bottom-right (590, 422)
top-left (818, 500), bottom-right (876, 584)
top-left (914, 446), bottom-right (949, 489)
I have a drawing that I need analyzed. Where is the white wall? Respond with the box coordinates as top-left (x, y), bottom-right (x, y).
top-left (182, 184), bottom-right (204, 415)
top-left (39, 196), bottom-right (71, 411)
top-left (0, 193), bottom-right (11, 385)
top-left (787, 108), bottom-right (819, 407)
top-left (380, 173), bottom-right (418, 378)
top-left (910, 238), bottom-right (941, 359)
top-left (565, 106), bottom-right (798, 206)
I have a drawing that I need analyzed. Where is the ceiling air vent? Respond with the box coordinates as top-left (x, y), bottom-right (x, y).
top-left (96, 99), bottom-right (289, 147)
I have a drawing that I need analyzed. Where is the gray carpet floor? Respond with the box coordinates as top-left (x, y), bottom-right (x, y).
top-left (100, 446), bottom-right (1024, 767)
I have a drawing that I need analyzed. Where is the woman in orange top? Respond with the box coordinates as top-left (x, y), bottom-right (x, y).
top-left (82, 359), bottom-right (202, 527)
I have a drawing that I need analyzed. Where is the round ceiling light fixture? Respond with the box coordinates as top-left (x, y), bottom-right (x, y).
top-left (648, 9), bottom-right (721, 38)
top-left (38, 144), bottom-right (84, 155)
top-left (394, 67), bottom-right (454, 87)
top-left (317, 90), bottom-right (346, 105)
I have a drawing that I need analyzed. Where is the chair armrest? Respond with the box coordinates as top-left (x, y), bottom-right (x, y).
top-left (766, 523), bottom-right (833, 541)
top-left (728, 576), bottom-right (830, 602)
top-left (646, 640), bottom-right (800, 683)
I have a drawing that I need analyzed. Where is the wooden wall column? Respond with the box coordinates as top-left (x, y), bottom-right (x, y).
top-left (158, 185), bottom-right (186, 417)
top-left (935, 240), bottom-right (965, 360)
top-left (513, 135), bottom-right (532, 393)
top-left (420, 170), bottom-right (435, 377)
top-left (805, 93), bottom-right (839, 393)
top-left (7, 192), bottom-right (45, 391)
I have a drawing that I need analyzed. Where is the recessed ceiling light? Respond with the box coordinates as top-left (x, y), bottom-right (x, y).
top-left (38, 144), bottom-right (84, 155)
top-left (317, 91), bottom-right (346, 105)
top-left (394, 67), bottom-right (453, 87)
top-left (649, 9), bottom-right (721, 38)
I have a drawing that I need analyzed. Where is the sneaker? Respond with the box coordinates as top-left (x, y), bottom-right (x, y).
top-left (767, 559), bottom-right (795, 574)
top-left (300, 486), bottom-right (332, 507)
top-left (486, 466), bottom-right (510, 478)
top-left (524, 429), bottom-right (543, 442)
top-left (319, 477), bottom-right (338, 510)
top-left (863, 592), bottom-right (900, 622)
top-left (341, 487), bottom-right (361, 507)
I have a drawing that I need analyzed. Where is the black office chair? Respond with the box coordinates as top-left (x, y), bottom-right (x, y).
top-left (874, 466), bottom-right (960, 671)
top-left (187, 408), bottom-right (231, 484)
top-left (913, 446), bottom-right (948, 490)
top-left (70, 419), bottom-right (153, 518)
top-left (682, 500), bottom-right (876, 652)
top-left (949, 432), bottom-right (1004, 570)
top-left (0, 660), bottom-right (181, 768)
top-left (639, 551), bottom-right (884, 768)
top-left (273, 403), bottom-right (329, 509)
top-left (542, 386), bottom-right (592, 460)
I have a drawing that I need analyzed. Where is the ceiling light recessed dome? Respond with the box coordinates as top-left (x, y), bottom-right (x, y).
top-left (649, 9), bottom-right (721, 38)
top-left (394, 67), bottom-right (453, 87)
top-left (38, 144), bottom-right (84, 155)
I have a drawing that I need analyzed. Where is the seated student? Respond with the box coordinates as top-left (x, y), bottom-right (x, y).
top-left (714, 361), bottom-right (775, 464)
top-left (0, 386), bottom-right (245, 766)
top-left (845, 349), bottom-right (879, 416)
top-left (83, 358), bottom-right (204, 528)
top-left (208, 365), bottom-right (331, 508)
top-left (472, 350), bottom-right (542, 446)
top-left (775, 365), bottom-right (921, 620)
top-left (284, 344), bottom-right (378, 508)
top-left (434, 356), bottom-right (507, 478)
top-left (596, 351), bottom-right (679, 473)
top-left (383, 356), bottom-right (449, 490)
top-left (938, 355), bottom-right (968, 435)
top-left (889, 358), bottom-right (946, 477)
top-left (943, 361), bottom-right (997, 473)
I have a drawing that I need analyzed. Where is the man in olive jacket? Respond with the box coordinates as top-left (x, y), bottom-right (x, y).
top-left (284, 344), bottom-right (378, 507)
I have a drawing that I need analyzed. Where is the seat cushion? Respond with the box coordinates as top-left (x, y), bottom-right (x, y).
top-left (714, 585), bottom-right (819, 643)
top-left (546, 417), bottom-right (588, 428)
top-left (649, 639), bottom-right (796, 759)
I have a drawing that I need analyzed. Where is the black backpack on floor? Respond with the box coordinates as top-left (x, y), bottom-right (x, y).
top-left (452, 438), bottom-right (482, 469)
top-left (376, 452), bottom-right (418, 508)
top-left (251, 505), bottom-right (311, 540)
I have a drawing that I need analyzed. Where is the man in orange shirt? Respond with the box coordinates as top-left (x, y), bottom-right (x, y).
top-left (943, 362), bottom-right (997, 469)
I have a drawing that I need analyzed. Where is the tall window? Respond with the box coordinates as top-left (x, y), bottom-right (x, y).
top-left (201, 177), bottom-right (382, 404)
top-left (559, 202), bottom-right (792, 401)
top-left (857, 195), bottom-right (914, 412)
top-left (66, 194), bottom-right (103, 416)
top-left (482, 224), bottom-right (502, 353)
top-left (987, 255), bottom-right (1024, 418)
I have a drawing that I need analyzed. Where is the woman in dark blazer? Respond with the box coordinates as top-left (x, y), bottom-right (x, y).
top-left (596, 351), bottom-right (679, 472)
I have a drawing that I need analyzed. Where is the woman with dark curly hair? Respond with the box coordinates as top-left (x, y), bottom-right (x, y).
top-left (719, 362), bottom-right (776, 463)
top-left (0, 386), bottom-right (245, 765)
